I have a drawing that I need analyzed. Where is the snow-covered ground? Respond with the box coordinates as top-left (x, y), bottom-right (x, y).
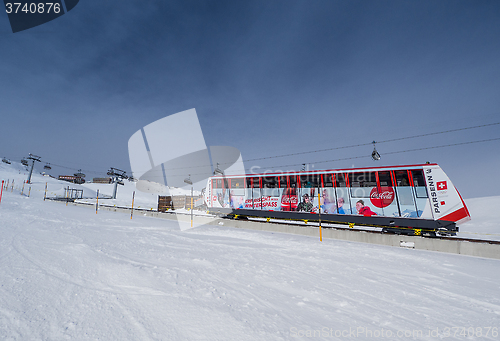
top-left (459, 196), bottom-right (500, 241)
top-left (1, 162), bottom-right (500, 340)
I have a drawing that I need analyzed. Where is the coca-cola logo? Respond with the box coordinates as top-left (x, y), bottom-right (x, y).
top-left (370, 187), bottom-right (395, 208)
top-left (281, 196), bottom-right (298, 204)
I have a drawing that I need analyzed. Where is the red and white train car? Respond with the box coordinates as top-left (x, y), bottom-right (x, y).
top-left (204, 163), bottom-right (470, 236)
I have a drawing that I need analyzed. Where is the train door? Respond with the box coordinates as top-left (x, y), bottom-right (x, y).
top-left (244, 177), bottom-right (253, 209)
top-left (394, 170), bottom-right (419, 217)
top-left (253, 177), bottom-right (262, 210)
top-left (321, 174), bottom-right (336, 214)
top-left (261, 176), bottom-right (280, 211)
top-left (212, 177), bottom-right (229, 208)
top-left (348, 172), bottom-right (383, 216)
top-left (375, 171), bottom-right (398, 217)
top-left (334, 173), bottom-right (352, 214)
top-left (410, 169), bottom-right (432, 219)
top-left (297, 174), bottom-right (317, 213)
top-left (229, 178), bottom-right (245, 209)
top-left (280, 175), bottom-right (298, 211)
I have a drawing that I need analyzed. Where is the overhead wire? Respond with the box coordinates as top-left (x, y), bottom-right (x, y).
top-left (244, 122), bottom-right (500, 162)
top-left (109, 136), bottom-right (500, 178)
top-left (242, 137), bottom-right (500, 173)
top-left (114, 121), bottom-right (500, 175)
top-left (3, 121), bottom-right (499, 178)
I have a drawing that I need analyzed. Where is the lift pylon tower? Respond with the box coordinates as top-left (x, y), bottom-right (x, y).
top-left (107, 167), bottom-right (128, 199)
top-left (26, 153), bottom-right (41, 184)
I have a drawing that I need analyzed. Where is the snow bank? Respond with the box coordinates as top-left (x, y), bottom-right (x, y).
top-left (1, 161), bottom-right (499, 340)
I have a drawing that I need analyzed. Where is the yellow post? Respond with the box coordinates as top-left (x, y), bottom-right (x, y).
top-left (96, 190), bottom-right (99, 214)
top-left (318, 190), bottom-right (322, 242)
top-left (131, 191), bottom-right (135, 219)
top-left (21, 181), bottom-right (25, 195)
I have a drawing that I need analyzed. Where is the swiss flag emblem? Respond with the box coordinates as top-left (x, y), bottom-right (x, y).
top-left (437, 181), bottom-right (447, 191)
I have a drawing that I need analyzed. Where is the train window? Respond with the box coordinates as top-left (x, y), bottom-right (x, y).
top-left (230, 178), bottom-right (244, 189)
top-left (212, 179), bottom-right (217, 189)
top-left (279, 176), bottom-right (287, 188)
top-left (251, 177), bottom-right (260, 188)
top-left (411, 170), bottom-right (425, 187)
top-left (310, 174), bottom-right (321, 188)
top-left (262, 176), bottom-right (279, 196)
top-left (349, 172), bottom-right (377, 187)
top-left (300, 174), bottom-right (321, 188)
top-left (323, 174), bottom-right (333, 187)
top-left (216, 179), bottom-right (224, 188)
top-left (350, 172), bottom-right (376, 198)
top-left (395, 170), bottom-right (410, 186)
top-left (246, 177), bottom-right (252, 188)
top-left (378, 171), bottom-right (393, 187)
top-left (289, 175), bottom-right (297, 188)
top-left (262, 176), bottom-right (279, 188)
top-left (335, 173), bottom-right (347, 187)
top-left (300, 175), bottom-right (311, 188)
top-left (411, 170), bottom-right (428, 198)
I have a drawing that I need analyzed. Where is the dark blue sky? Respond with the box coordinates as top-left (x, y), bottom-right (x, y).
top-left (1, 0), bottom-right (499, 198)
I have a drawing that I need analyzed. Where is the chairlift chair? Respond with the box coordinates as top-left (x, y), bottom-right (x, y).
top-left (74, 169), bottom-right (85, 178)
top-left (44, 163), bottom-right (51, 170)
top-left (371, 141), bottom-right (381, 161)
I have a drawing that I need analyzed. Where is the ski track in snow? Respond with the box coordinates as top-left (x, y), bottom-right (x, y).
top-left (1, 162), bottom-right (500, 340)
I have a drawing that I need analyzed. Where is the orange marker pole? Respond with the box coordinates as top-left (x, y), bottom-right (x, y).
top-left (0, 180), bottom-right (4, 203)
top-left (21, 181), bottom-right (25, 196)
top-left (96, 190), bottom-right (99, 214)
top-left (44, 182), bottom-right (47, 201)
top-left (130, 191), bottom-right (135, 219)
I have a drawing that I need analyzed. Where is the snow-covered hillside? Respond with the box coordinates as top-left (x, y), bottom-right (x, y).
top-left (1, 162), bottom-right (500, 340)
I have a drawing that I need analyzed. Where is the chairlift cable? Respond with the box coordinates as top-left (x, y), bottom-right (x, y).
top-left (130, 121), bottom-right (500, 174)
top-left (3, 122), bottom-right (498, 178)
top-left (244, 122), bottom-right (500, 163)
top-left (241, 137), bottom-right (500, 172)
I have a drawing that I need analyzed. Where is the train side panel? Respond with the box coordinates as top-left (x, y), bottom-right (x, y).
top-left (422, 165), bottom-right (471, 224)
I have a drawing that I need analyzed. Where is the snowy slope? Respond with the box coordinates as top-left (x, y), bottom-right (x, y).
top-left (1, 162), bottom-right (500, 340)
top-left (459, 196), bottom-right (500, 241)
top-left (0, 162), bottom-right (197, 210)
